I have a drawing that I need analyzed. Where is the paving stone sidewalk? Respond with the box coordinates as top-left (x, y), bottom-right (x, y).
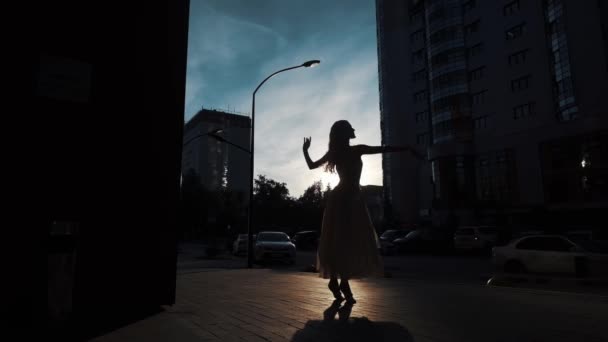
top-left (93, 268), bottom-right (608, 342)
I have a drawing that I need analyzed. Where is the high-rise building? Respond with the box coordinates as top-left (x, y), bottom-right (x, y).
top-left (182, 108), bottom-right (251, 198)
top-left (376, 0), bottom-right (608, 228)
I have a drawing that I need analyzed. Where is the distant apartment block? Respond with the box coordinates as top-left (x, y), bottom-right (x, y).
top-left (182, 108), bottom-right (251, 200)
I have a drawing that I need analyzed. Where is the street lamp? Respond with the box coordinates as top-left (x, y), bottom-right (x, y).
top-left (183, 128), bottom-right (251, 153)
top-left (207, 129), bottom-right (251, 154)
top-left (246, 59), bottom-right (320, 268)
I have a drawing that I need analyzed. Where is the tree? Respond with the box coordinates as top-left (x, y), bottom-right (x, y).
top-left (254, 175), bottom-right (291, 202)
top-left (295, 180), bottom-right (332, 232)
top-left (299, 180), bottom-right (323, 209)
top-left (252, 175), bottom-right (294, 228)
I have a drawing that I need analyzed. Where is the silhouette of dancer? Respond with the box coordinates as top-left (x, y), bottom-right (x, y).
top-left (303, 120), bottom-right (424, 303)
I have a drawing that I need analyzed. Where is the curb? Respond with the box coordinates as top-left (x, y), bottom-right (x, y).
top-left (487, 273), bottom-right (608, 294)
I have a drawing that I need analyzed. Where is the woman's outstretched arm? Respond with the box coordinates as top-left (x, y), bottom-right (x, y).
top-left (303, 137), bottom-right (329, 169)
top-left (353, 144), bottom-right (426, 160)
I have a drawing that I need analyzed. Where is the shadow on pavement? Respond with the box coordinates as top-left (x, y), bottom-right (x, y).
top-left (291, 300), bottom-right (414, 341)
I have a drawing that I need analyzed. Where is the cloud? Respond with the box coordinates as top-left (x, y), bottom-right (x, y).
top-left (185, 1), bottom-right (381, 197)
top-left (251, 32), bottom-right (381, 196)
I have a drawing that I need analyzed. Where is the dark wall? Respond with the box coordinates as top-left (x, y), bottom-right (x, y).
top-left (7, 1), bottom-right (189, 339)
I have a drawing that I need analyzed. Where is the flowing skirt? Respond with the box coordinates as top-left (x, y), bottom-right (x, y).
top-left (317, 185), bottom-right (384, 279)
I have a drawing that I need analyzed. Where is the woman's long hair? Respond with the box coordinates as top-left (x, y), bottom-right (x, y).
top-left (325, 120), bottom-right (351, 173)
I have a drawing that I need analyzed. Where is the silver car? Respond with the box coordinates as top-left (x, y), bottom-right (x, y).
top-left (254, 231), bottom-right (296, 264)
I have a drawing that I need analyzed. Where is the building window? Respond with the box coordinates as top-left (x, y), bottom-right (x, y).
top-left (432, 71), bottom-right (467, 88)
top-left (432, 93), bottom-right (470, 113)
top-left (475, 150), bottom-right (517, 202)
top-left (540, 132), bottom-right (608, 203)
top-left (472, 90), bottom-right (487, 105)
top-left (503, 0), bottom-right (520, 16)
top-left (469, 66), bottom-right (485, 81)
top-left (413, 90), bottom-right (427, 103)
top-left (463, 0), bottom-right (476, 11)
top-left (412, 69), bottom-right (427, 82)
top-left (433, 120), bottom-right (455, 141)
top-left (511, 75), bottom-right (531, 92)
top-left (430, 27), bottom-right (459, 44)
top-left (432, 49), bottom-right (466, 67)
top-left (417, 132), bottom-right (429, 145)
top-left (431, 155), bottom-right (477, 204)
top-left (474, 115), bottom-right (488, 129)
top-left (468, 43), bottom-right (483, 57)
top-left (410, 10), bottom-right (423, 24)
top-left (428, 8), bottom-right (445, 23)
top-left (506, 23), bottom-right (526, 40)
top-left (513, 102), bottom-right (535, 119)
top-left (545, 0), bottom-right (579, 121)
top-left (464, 20), bottom-right (480, 37)
top-left (415, 110), bottom-right (429, 123)
top-left (508, 49), bottom-right (529, 66)
top-left (412, 49), bottom-right (425, 64)
top-left (410, 29), bottom-right (424, 44)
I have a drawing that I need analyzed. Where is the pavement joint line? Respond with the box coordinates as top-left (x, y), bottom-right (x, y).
top-left (486, 282), bottom-right (608, 299)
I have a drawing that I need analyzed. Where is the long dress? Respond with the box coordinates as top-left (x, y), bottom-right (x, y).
top-left (317, 148), bottom-right (384, 279)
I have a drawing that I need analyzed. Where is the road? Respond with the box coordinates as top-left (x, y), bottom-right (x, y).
top-left (178, 242), bottom-right (494, 284)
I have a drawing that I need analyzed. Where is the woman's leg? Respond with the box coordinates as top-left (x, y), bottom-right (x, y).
top-left (328, 275), bottom-right (343, 300)
top-left (339, 277), bottom-right (356, 303)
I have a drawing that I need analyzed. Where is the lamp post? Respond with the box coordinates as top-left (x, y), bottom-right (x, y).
top-left (246, 60), bottom-right (320, 268)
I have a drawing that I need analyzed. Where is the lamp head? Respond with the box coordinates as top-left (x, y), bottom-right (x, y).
top-left (209, 128), bottom-right (224, 135)
top-left (301, 60), bottom-right (321, 68)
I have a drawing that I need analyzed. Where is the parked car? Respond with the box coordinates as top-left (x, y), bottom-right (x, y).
top-left (453, 226), bottom-right (498, 251)
top-left (232, 234), bottom-right (256, 255)
top-left (379, 229), bottom-right (411, 255)
top-left (492, 234), bottom-right (608, 276)
top-left (291, 230), bottom-right (319, 250)
top-left (512, 229), bottom-right (545, 239)
top-left (254, 231), bottom-right (296, 264)
top-left (393, 228), bottom-right (453, 254)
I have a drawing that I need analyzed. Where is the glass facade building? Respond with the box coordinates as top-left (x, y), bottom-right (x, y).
top-left (376, 0), bottom-right (608, 227)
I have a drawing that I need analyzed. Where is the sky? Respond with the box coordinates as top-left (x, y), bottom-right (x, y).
top-left (185, 0), bottom-right (382, 198)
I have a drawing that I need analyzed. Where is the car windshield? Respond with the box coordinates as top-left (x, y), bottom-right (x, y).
top-left (257, 233), bottom-right (289, 242)
top-left (479, 227), bottom-right (497, 234)
top-left (405, 230), bottom-right (422, 239)
top-left (381, 230), bottom-right (399, 239)
top-left (456, 228), bottom-right (475, 235)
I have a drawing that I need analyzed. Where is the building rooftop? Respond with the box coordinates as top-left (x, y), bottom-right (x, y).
top-left (185, 108), bottom-right (251, 131)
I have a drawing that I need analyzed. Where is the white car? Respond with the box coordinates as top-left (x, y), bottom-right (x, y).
top-left (232, 234), bottom-right (256, 255)
top-left (492, 235), bottom-right (607, 276)
top-left (254, 231), bottom-right (296, 264)
top-left (453, 226), bottom-right (498, 250)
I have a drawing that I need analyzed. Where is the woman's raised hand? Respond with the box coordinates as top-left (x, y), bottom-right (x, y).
top-left (303, 137), bottom-right (311, 151)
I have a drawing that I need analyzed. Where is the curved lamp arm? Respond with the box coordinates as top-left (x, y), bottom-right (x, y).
top-left (253, 60), bottom-right (320, 96)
